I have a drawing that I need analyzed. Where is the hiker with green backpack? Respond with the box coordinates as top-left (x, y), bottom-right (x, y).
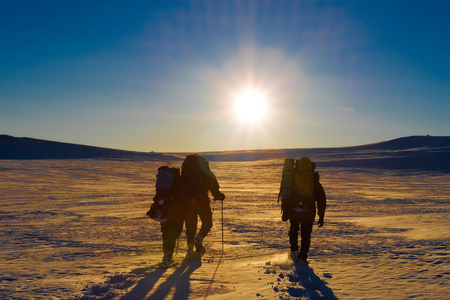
top-left (181, 154), bottom-right (225, 259)
top-left (278, 157), bottom-right (327, 264)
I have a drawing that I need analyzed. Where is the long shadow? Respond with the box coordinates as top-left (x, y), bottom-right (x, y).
top-left (142, 257), bottom-right (202, 300)
top-left (285, 264), bottom-right (338, 299)
top-left (202, 253), bottom-right (223, 299)
top-left (120, 268), bottom-right (167, 300)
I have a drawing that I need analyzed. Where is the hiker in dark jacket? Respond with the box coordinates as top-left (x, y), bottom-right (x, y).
top-left (160, 181), bottom-right (186, 268)
top-left (286, 157), bottom-right (326, 264)
top-left (181, 154), bottom-right (225, 258)
top-left (149, 166), bottom-right (187, 268)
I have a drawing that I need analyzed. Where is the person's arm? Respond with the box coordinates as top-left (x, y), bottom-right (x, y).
top-left (317, 183), bottom-right (326, 220)
top-left (315, 172), bottom-right (326, 227)
top-left (207, 175), bottom-right (225, 200)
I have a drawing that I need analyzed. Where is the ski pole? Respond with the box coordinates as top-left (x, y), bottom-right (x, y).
top-left (221, 198), bottom-right (224, 254)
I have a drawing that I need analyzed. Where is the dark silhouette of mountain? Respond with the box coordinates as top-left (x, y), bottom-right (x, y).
top-left (1, 135), bottom-right (449, 171)
top-left (0, 135), bottom-right (181, 161)
top-left (201, 136), bottom-right (450, 172)
top-left (342, 135), bottom-right (450, 151)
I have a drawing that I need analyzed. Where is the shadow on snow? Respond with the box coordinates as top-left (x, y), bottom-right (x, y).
top-left (120, 258), bottom-right (202, 300)
top-left (275, 263), bottom-right (338, 300)
top-left (294, 264), bottom-right (337, 299)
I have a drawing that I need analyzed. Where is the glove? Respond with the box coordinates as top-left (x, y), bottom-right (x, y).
top-left (214, 193), bottom-right (225, 201)
top-left (318, 217), bottom-right (324, 227)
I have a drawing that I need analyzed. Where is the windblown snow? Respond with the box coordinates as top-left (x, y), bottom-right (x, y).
top-left (1, 158), bottom-right (449, 299)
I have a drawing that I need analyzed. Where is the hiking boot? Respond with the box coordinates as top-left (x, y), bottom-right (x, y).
top-left (299, 252), bottom-right (308, 263)
top-left (196, 244), bottom-right (206, 257)
top-left (290, 250), bottom-right (299, 263)
top-left (159, 253), bottom-right (172, 269)
top-left (193, 234), bottom-right (206, 257)
top-left (193, 234), bottom-right (203, 250)
top-left (187, 241), bottom-right (195, 259)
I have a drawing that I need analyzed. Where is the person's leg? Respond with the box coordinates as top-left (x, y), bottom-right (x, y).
top-left (191, 203), bottom-right (212, 255)
top-left (160, 222), bottom-right (182, 267)
top-left (289, 218), bottom-right (300, 252)
top-left (289, 218), bottom-right (300, 262)
top-left (196, 203), bottom-right (213, 240)
top-left (161, 225), bottom-right (173, 257)
top-left (184, 207), bottom-right (198, 248)
top-left (299, 221), bottom-right (313, 262)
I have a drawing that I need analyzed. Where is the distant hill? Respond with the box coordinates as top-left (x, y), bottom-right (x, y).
top-left (0, 135), bottom-right (181, 161)
top-left (2, 135), bottom-right (449, 171)
top-left (343, 135), bottom-right (450, 150)
top-left (201, 135), bottom-right (450, 159)
top-left (201, 136), bottom-right (450, 172)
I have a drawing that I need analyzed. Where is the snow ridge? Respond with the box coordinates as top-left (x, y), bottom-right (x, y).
top-left (0, 134), bottom-right (180, 161)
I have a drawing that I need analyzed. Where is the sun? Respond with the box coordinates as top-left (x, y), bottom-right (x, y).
top-left (234, 89), bottom-right (268, 123)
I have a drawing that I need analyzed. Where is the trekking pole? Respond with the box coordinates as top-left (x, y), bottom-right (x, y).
top-left (221, 198), bottom-right (224, 254)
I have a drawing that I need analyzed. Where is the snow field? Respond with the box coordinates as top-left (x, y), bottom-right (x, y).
top-left (0, 159), bottom-right (449, 299)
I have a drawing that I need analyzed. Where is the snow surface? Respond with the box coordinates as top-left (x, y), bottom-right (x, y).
top-left (1, 159), bottom-right (449, 299)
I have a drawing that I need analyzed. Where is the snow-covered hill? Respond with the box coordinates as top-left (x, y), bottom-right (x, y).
top-left (0, 135), bottom-right (180, 161)
top-left (201, 136), bottom-right (450, 172)
top-left (2, 134), bottom-right (449, 171)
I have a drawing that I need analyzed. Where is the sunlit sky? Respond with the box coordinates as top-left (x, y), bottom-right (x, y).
top-left (1, 1), bottom-right (449, 152)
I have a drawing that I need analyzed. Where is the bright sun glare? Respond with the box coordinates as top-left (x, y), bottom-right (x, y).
top-left (234, 89), bottom-right (268, 123)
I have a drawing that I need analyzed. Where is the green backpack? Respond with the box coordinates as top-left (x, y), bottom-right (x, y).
top-left (278, 157), bottom-right (315, 221)
top-left (294, 157), bottom-right (314, 198)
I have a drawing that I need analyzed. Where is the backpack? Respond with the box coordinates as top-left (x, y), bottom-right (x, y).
top-left (294, 157), bottom-right (314, 198)
top-left (146, 166), bottom-right (181, 223)
top-left (278, 157), bottom-right (315, 221)
top-left (278, 158), bottom-right (296, 221)
top-left (197, 155), bottom-right (217, 180)
top-left (279, 158), bottom-right (295, 199)
top-left (181, 154), bottom-right (217, 181)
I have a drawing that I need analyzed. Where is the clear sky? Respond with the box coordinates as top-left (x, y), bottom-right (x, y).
top-left (1, 0), bottom-right (449, 152)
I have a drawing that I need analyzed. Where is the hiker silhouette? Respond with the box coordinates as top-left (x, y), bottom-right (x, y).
top-left (181, 154), bottom-right (225, 259)
top-left (279, 157), bottom-right (327, 264)
top-left (147, 166), bottom-right (186, 268)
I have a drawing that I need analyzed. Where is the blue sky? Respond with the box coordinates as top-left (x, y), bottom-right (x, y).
top-left (1, 0), bottom-right (449, 152)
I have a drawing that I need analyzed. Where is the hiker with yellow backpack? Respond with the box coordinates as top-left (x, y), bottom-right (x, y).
top-left (278, 157), bottom-right (327, 264)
